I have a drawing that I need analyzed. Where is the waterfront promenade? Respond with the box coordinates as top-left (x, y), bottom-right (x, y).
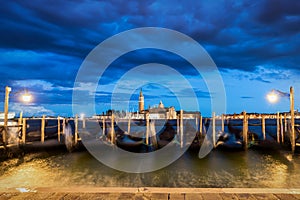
top-left (1, 187), bottom-right (300, 199)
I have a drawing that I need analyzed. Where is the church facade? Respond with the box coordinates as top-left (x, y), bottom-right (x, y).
top-left (138, 89), bottom-right (177, 119)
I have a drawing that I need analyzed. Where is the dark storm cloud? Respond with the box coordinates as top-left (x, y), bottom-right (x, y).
top-left (98, 48), bottom-right (200, 85)
top-left (1, 0), bottom-right (300, 71)
top-left (0, 50), bottom-right (80, 90)
top-left (1, 0), bottom-right (299, 109)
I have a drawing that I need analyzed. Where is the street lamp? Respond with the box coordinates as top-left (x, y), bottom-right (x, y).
top-left (19, 89), bottom-right (32, 103)
top-left (266, 90), bottom-right (279, 103)
top-left (2, 86), bottom-right (32, 146)
top-left (266, 86), bottom-right (295, 152)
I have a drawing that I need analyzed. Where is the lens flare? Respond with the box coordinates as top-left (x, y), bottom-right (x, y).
top-left (267, 91), bottom-right (279, 103)
top-left (22, 93), bottom-right (32, 103)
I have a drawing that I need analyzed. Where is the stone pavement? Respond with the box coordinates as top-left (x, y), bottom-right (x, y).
top-left (1, 187), bottom-right (300, 199)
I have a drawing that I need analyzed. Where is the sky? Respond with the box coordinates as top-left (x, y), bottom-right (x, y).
top-left (0, 0), bottom-right (300, 117)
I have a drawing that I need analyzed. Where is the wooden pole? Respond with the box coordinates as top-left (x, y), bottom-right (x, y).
top-left (212, 112), bottom-right (216, 147)
top-left (204, 118), bottom-right (208, 135)
top-left (3, 86), bottom-right (11, 146)
top-left (82, 116), bottom-right (86, 129)
top-left (150, 120), bottom-right (158, 149)
top-left (102, 116), bottom-right (105, 137)
top-left (176, 114), bottom-right (179, 137)
top-left (22, 118), bottom-right (26, 144)
top-left (195, 114), bottom-right (198, 132)
top-left (57, 116), bottom-right (61, 142)
top-left (243, 111), bottom-right (248, 150)
top-left (18, 112), bottom-right (23, 144)
top-left (127, 116), bottom-right (131, 135)
top-left (200, 115), bottom-right (203, 137)
top-left (110, 114), bottom-right (115, 144)
top-left (146, 113), bottom-right (149, 145)
top-left (284, 113), bottom-right (287, 133)
top-left (41, 115), bottom-right (45, 143)
top-left (277, 112), bottom-right (280, 143)
top-left (290, 86), bottom-right (295, 153)
top-left (180, 109), bottom-right (183, 148)
top-left (18, 111), bottom-right (23, 126)
top-left (75, 114), bottom-right (78, 145)
top-left (280, 114), bottom-right (284, 143)
top-left (262, 115), bottom-right (266, 140)
top-left (221, 114), bottom-right (224, 132)
top-left (62, 118), bottom-right (66, 135)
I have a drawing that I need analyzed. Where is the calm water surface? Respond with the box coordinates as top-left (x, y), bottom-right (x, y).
top-left (1, 148), bottom-right (300, 189)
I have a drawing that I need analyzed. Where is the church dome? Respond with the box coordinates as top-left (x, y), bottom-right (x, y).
top-left (158, 100), bottom-right (164, 108)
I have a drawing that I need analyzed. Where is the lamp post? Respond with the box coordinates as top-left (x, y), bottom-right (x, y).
top-left (2, 86), bottom-right (32, 146)
top-left (266, 86), bottom-right (295, 152)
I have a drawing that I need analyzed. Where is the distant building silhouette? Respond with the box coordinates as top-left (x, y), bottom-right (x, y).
top-left (139, 91), bottom-right (177, 119)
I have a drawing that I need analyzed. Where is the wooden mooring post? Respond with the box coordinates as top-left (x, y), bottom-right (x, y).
top-left (57, 116), bottom-right (61, 142)
top-left (195, 114), bottom-right (198, 132)
top-left (221, 114), bottom-right (224, 132)
top-left (3, 86), bottom-right (11, 147)
top-left (150, 120), bottom-right (158, 149)
top-left (290, 86), bottom-right (295, 153)
top-left (212, 112), bottom-right (216, 147)
top-left (284, 113), bottom-right (287, 133)
top-left (146, 113), bottom-right (150, 145)
top-left (262, 115), bottom-right (266, 140)
top-left (180, 109), bottom-right (183, 148)
top-left (177, 114), bottom-right (179, 137)
top-left (18, 112), bottom-right (23, 143)
top-left (82, 116), bottom-right (86, 129)
top-left (18, 111), bottom-right (23, 126)
top-left (102, 116), bottom-right (106, 137)
top-left (127, 116), bottom-right (131, 135)
top-left (41, 115), bottom-right (45, 143)
top-left (110, 114), bottom-right (115, 144)
top-left (243, 111), bottom-right (248, 150)
top-left (277, 112), bottom-right (280, 143)
top-left (200, 115), bottom-right (203, 137)
top-left (75, 114), bottom-right (78, 145)
top-left (62, 118), bottom-right (66, 136)
top-left (22, 118), bottom-right (26, 144)
top-left (280, 114), bottom-right (284, 143)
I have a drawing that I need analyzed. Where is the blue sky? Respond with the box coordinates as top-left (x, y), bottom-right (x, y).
top-left (0, 0), bottom-right (300, 117)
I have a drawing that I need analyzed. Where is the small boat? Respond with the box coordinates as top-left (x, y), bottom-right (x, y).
top-left (227, 122), bottom-right (242, 140)
top-left (216, 140), bottom-right (243, 151)
top-left (116, 134), bottom-right (144, 152)
top-left (215, 131), bottom-right (243, 151)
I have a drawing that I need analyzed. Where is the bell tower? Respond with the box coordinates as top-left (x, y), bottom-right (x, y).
top-left (139, 88), bottom-right (144, 113)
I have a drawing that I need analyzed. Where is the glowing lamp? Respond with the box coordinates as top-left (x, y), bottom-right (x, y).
top-left (22, 92), bottom-right (32, 103)
top-left (266, 91), bottom-right (279, 103)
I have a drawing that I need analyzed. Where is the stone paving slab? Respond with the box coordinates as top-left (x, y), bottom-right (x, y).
top-left (1, 188), bottom-right (300, 200)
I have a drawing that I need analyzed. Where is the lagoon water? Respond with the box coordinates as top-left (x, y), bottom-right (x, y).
top-left (1, 148), bottom-right (300, 189)
top-left (1, 118), bottom-right (300, 189)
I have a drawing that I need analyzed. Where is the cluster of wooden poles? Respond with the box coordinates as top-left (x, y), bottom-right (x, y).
top-left (1, 114), bottom-right (86, 148)
top-left (103, 110), bottom-right (187, 148)
top-left (208, 111), bottom-right (297, 152)
top-left (1, 109), bottom-right (298, 153)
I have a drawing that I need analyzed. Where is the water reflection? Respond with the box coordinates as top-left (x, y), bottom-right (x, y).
top-left (1, 149), bottom-right (300, 189)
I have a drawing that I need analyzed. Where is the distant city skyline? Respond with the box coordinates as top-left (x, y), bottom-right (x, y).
top-left (0, 0), bottom-right (300, 117)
